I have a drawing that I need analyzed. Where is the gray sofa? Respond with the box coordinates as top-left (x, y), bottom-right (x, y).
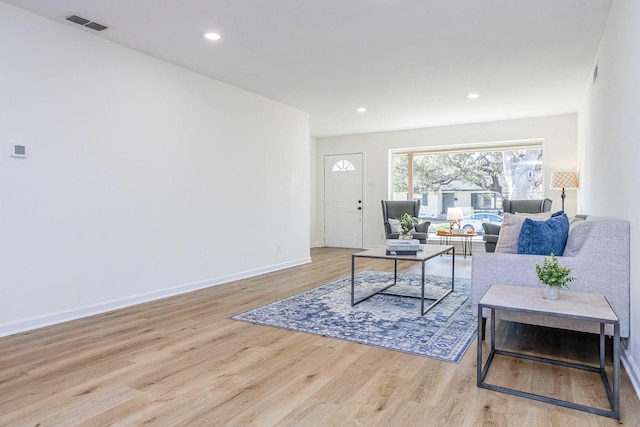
top-left (472, 216), bottom-right (630, 338)
top-left (482, 198), bottom-right (553, 252)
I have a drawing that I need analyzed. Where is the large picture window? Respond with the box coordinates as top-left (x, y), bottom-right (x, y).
top-left (392, 144), bottom-right (543, 231)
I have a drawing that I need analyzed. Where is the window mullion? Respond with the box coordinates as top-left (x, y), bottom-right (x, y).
top-left (408, 153), bottom-right (414, 201)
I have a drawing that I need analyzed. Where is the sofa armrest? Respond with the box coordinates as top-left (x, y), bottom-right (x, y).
top-left (482, 223), bottom-right (501, 235)
top-left (482, 235), bottom-right (498, 244)
top-left (415, 221), bottom-right (430, 233)
top-left (383, 221), bottom-right (392, 236)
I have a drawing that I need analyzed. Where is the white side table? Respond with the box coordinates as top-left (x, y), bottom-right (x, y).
top-left (477, 284), bottom-right (620, 419)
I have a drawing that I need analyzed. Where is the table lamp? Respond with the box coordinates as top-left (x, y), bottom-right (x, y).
top-left (447, 207), bottom-right (464, 232)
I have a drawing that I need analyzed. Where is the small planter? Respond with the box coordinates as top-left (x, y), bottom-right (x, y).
top-left (541, 284), bottom-right (560, 300)
top-left (535, 254), bottom-right (574, 301)
top-left (399, 234), bottom-right (413, 240)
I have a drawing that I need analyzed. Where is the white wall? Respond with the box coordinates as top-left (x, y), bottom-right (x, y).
top-left (315, 114), bottom-right (577, 248)
top-left (0, 3), bottom-right (310, 335)
top-left (578, 0), bottom-right (640, 397)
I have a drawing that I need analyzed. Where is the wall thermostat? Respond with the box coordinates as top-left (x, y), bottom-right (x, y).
top-left (11, 143), bottom-right (26, 158)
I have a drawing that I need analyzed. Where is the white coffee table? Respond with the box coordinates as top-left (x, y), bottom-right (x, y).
top-left (477, 284), bottom-right (620, 419)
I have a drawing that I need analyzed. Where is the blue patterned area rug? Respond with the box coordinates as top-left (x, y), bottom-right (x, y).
top-left (231, 271), bottom-right (477, 363)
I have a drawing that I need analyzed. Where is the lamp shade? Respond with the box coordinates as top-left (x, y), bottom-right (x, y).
top-left (550, 172), bottom-right (578, 189)
top-left (447, 207), bottom-right (464, 221)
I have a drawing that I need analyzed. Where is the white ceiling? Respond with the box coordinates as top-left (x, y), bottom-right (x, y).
top-left (4, 0), bottom-right (612, 137)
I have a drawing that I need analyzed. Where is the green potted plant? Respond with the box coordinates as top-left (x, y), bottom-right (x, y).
top-left (399, 213), bottom-right (419, 239)
top-left (535, 253), bottom-right (574, 300)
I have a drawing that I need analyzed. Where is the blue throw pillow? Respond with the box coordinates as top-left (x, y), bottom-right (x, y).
top-left (517, 213), bottom-right (570, 255)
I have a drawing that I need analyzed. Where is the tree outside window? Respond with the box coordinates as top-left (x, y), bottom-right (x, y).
top-left (392, 147), bottom-right (543, 221)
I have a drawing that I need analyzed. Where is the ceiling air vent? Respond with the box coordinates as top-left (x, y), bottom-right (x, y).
top-left (65, 14), bottom-right (109, 31)
top-left (85, 22), bottom-right (108, 31)
top-left (66, 15), bottom-right (90, 25)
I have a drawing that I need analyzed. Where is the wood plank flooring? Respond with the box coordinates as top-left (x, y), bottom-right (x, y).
top-left (0, 247), bottom-right (638, 426)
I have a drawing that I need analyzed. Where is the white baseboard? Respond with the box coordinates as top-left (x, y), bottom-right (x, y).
top-left (622, 342), bottom-right (640, 400)
top-left (0, 256), bottom-right (311, 338)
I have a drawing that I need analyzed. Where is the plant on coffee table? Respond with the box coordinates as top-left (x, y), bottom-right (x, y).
top-left (399, 213), bottom-right (419, 236)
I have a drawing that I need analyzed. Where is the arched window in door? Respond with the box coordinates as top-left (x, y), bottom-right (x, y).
top-left (332, 159), bottom-right (355, 172)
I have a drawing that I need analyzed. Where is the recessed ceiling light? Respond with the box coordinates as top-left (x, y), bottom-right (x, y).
top-left (467, 93), bottom-right (480, 99)
top-left (204, 32), bottom-right (221, 41)
top-left (357, 107), bottom-right (367, 113)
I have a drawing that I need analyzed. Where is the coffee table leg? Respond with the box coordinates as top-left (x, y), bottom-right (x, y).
top-left (394, 259), bottom-right (398, 284)
top-left (421, 260), bottom-right (425, 314)
top-left (351, 255), bottom-right (355, 306)
top-left (451, 247), bottom-right (455, 292)
top-left (351, 254), bottom-right (397, 307)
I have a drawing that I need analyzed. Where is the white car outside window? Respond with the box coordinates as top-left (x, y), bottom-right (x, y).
top-left (457, 213), bottom-right (503, 233)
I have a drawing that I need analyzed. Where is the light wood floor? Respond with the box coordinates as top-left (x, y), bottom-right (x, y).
top-left (0, 247), bottom-right (638, 426)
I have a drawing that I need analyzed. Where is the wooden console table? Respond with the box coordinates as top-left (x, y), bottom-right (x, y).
top-left (436, 231), bottom-right (476, 258)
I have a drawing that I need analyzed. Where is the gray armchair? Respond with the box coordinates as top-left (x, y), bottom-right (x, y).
top-left (381, 200), bottom-right (430, 243)
top-left (482, 198), bottom-right (553, 252)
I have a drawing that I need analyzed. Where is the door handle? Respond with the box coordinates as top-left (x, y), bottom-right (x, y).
top-left (357, 207), bottom-right (362, 210)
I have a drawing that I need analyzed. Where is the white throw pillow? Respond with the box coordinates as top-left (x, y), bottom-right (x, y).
top-left (495, 211), bottom-right (552, 253)
top-left (388, 218), bottom-right (403, 234)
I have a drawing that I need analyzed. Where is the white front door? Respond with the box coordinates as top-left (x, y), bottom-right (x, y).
top-left (324, 153), bottom-right (363, 248)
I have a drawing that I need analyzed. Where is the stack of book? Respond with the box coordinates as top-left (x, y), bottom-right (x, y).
top-left (386, 239), bottom-right (421, 255)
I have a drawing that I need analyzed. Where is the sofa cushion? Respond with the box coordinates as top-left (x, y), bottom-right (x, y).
top-left (517, 213), bottom-right (570, 255)
top-left (569, 215), bottom-right (587, 232)
top-left (494, 211), bottom-right (552, 253)
top-left (563, 220), bottom-right (595, 257)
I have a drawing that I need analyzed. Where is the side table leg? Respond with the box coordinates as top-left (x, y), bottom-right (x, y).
top-left (477, 305), bottom-right (484, 386)
top-left (600, 323), bottom-right (605, 371)
top-left (613, 323), bottom-right (620, 418)
top-left (490, 309), bottom-right (496, 351)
